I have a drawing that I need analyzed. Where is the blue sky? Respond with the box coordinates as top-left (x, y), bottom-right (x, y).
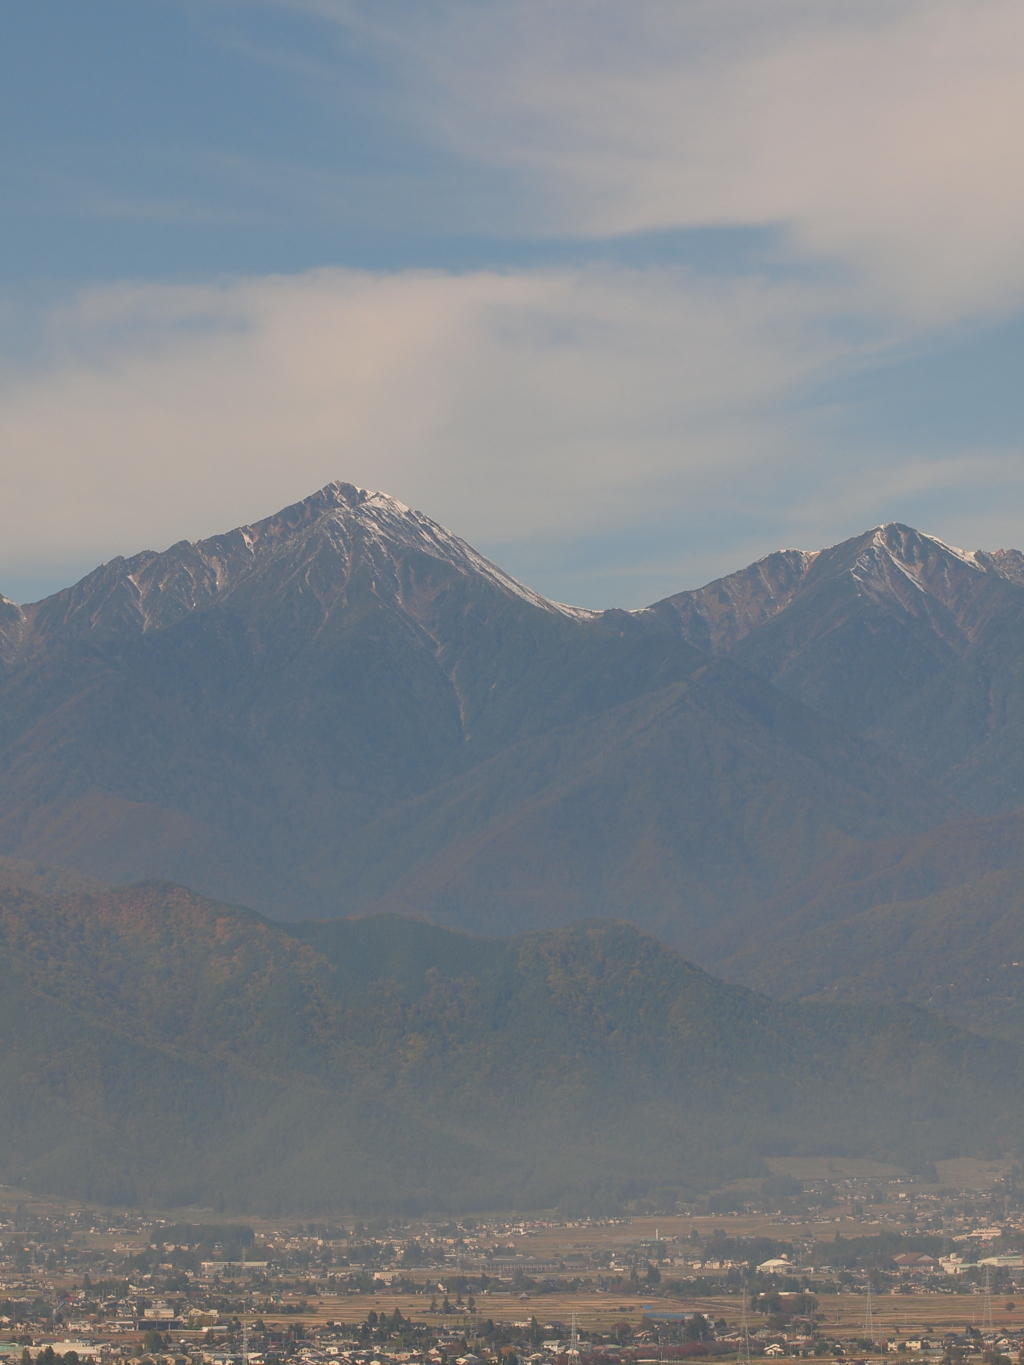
top-left (2, 0), bottom-right (1024, 607)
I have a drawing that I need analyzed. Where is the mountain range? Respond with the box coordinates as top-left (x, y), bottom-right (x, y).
top-left (5, 482), bottom-right (1024, 1208)
top-left (3, 483), bottom-right (1024, 1042)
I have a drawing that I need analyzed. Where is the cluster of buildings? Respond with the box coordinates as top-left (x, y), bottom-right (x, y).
top-left (1, 1177), bottom-right (1024, 1365)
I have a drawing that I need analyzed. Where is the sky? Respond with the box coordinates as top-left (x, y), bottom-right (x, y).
top-left (2, 0), bottom-right (1024, 608)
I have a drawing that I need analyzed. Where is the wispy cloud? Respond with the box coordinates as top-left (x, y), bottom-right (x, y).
top-left (0, 263), bottom-right (860, 580)
top-left (3, 2), bottom-right (1024, 605)
top-left (2, 261), bottom-right (1019, 607)
top-left (254, 0), bottom-right (1024, 323)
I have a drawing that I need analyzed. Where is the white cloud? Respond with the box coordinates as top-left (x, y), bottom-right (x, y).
top-left (283, 0), bottom-right (1024, 323)
top-left (5, 1), bottom-right (1024, 604)
top-left (0, 261), bottom-right (878, 598)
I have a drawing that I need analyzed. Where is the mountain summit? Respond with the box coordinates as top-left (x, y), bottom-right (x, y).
top-left (3, 482), bottom-right (578, 661)
top-left (0, 486), bottom-right (1022, 991)
top-left (649, 521), bottom-right (1024, 739)
top-left (653, 520), bottom-right (1024, 657)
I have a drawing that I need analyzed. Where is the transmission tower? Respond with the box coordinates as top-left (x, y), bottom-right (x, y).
top-left (983, 1266), bottom-right (995, 1334)
top-left (567, 1311), bottom-right (580, 1365)
top-left (863, 1276), bottom-right (875, 1350)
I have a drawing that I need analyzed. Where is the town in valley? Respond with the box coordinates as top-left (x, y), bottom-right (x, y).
top-left (2, 1163), bottom-right (1022, 1365)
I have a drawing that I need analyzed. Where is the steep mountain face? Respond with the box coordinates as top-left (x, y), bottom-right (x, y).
top-left (0, 595), bottom-right (26, 672)
top-left (0, 484), bottom-right (952, 922)
top-left (311, 656), bottom-right (951, 940)
top-left (15, 483), bottom-right (570, 649)
top-left (650, 523), bottom-right (1024, 737)
top-left (0, 483), bottom-right (647, 908)
top-left (0, 883), bottom-right (1015, 1212)
top-left (869, 596), bottom-right (1024, 813)
top-left (634, 525), bottom-right (1024, 1011)
top-left (646, 548), bottom-right (820, 654)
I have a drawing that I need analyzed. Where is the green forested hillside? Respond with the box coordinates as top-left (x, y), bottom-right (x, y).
top-left (0, 881), bottom-right (1018, 1214)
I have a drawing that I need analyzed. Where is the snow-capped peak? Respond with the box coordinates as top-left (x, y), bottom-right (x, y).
top-left (300, 482), bottom-right (581, 618)
top-left (14, 481), bottom-right (590, 653)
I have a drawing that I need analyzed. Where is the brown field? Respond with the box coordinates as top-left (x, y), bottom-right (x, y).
top-left (251, 1289), bottom-right (1018, 1341)
top-left (498, 1211), bottom-right (929, 1252)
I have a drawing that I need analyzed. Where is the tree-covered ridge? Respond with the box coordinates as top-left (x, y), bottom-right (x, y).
top-left (0, 881), bottom-right (1019, 1214)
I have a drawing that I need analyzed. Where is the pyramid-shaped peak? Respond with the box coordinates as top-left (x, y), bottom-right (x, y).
top-left (857, 521), bottom-right (988, 576)
top-left (283, 481), bottom-right (411, 517)
top-left (866, 522), bottom-right (980, 565)
top-left (15, 479), bottom-right (578, 650)
top-left (216, 481), bottom-right (413, 555)
top-left (227, 480), bottom-right (564, 613)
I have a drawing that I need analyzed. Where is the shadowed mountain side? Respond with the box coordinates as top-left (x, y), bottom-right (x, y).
top-left (0, 793), bottom-right (296, 910)
top-left (721, 873), bottom-right (1024, 1043)
top-left (651, 525), bottom-right (1024, 740)
top-left (311, 661), bottom-right (956, 938)
top-left (869, 589), bottom-right (1024, 812)
top-left (705, 811), bottom-right (1024, 1040)
top-left (0, 488), bottom-right (724, 914)
top-left (0, 884), bottom-right (1018, 1212)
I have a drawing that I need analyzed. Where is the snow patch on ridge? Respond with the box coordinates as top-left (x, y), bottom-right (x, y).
top-left (849, 525), bottom-right (987, 599)
top-left (920, 533), bottom-right (984, 570)
top-left (317, 484), bottom-right (585, 619)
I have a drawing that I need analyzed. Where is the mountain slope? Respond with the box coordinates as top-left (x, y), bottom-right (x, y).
top-left (706, 810), bottom-right (1024, 1040)
top-left (869, 588), bottom-right (1024, 812)
top-left (3, 485), bottom-right (1024, 1015)
top-left (5, 484), bottom-right (569, 651)
top-left (0, 484), bottom-right (953, 924)
top-left (647, 522), bottom-right (1024, 815)
top-left (312, 656), bottom-right (952, 939)
top-left (650, 523), bottom-right (1024, 738)
top-left (0, 484), bottom-right (691, 909)
top-left (0, 882), bottom-right (1017, 1212)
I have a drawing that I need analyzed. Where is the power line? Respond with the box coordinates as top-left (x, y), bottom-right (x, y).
top-left (740, 1281), bottom-right (752, 1365)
